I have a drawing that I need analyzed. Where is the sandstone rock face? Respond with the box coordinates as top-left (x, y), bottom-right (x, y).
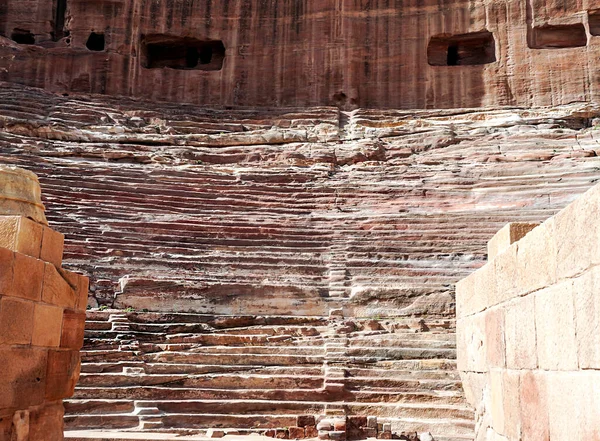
top-left (0, 166), bottom-right (88, 441)
top-left (456, 184), bottom-right (600, 440)
top-left (1, 82), bottom-right (600, 439)
top-left (2, 0), bottom-right (600, 108)
top-left (2, 83), bottom-right (600, 318)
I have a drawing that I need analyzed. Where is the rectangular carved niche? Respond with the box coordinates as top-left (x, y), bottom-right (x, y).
top-left (529, 24), bottom-right (587, 49)
top-left (428, 31), bottom-right (496, 66)
top-left (589, 10), bottom-right (600, 36)
top-left (141, 35), bottom-right (225, 71)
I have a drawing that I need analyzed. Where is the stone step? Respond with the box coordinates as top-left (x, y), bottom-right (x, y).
top-left (345, 377), bottom-right (462, 391)
top-left (78, 373), bottom-right (324, 389)
top-left (72, 385), bottom-right (465, 404)
top-left (380, 416), bottom-right (475, 438)
top-left (142, 352), bottom-right (326, 366)
top-left (346, 368), bottom-right (460, 380)
top-left (164, 414), bottom-right (300, 430)
top-left (81, 362), bottom-right (324, 376)
top-left (65, 415), bottom-right (140, 430)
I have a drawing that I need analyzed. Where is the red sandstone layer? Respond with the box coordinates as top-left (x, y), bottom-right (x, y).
top-left (1, 0), bottom-right (600, 108)
top-left (1, 82), bottom-right (599, 318)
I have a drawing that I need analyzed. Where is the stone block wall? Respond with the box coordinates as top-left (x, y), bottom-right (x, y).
top-left (0, 166), bottom-right (88, 441)
top-left (456, 183), bottom-right (600, 440)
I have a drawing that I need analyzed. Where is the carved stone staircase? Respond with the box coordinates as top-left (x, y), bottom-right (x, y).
top-left (64, 310), bottom-right (474, 440)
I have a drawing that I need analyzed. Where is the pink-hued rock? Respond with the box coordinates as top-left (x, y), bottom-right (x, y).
top-left (519, 371), bottom-right (549, 441)
top-left (2, 81), bottom-right (600, 439)
top-left (504, 295), bottom-right (537, 370)
top-left (1, 1), bottom-right (600, 109)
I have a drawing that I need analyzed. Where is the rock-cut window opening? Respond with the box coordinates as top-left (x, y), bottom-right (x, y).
top-left (588, 10), bottom-right (600, 36)
top-left (11, 29), bottom-right (35, 45)
top-left (141, 35), bottom-right (226, 71)
top-left (529, 23), bottom-right (587, 49)
top-left (86, 32), bottom-right (105, 51)
top-left (427, 31), bottom-right (496, 66)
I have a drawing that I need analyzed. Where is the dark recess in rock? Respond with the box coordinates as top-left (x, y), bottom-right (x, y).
top-left (53, 0), bottom-right (67, 41)
top-left (86, 32), bottom-right (105, 51)
top-left (588, 10), bottom-right (600, 36)
top-left (428, 31), bottom-right (496, 66)
top-left (141, 35), bottom-right (225, 71)
top-left (529, 23), bottom-right (587, 49)
top-left (11, 28), bottom-right (35, 45)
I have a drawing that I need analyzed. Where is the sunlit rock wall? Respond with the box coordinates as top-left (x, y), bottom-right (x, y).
top-left (1, 0), bottom-right (600, 108)
top-left (1, 83), bottom-right (600, 318)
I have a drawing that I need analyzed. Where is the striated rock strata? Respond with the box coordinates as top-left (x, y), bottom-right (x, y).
top-left (1, 82), bottom-right (600, 438)
top-left (2, 1), bottom-right (600, 108)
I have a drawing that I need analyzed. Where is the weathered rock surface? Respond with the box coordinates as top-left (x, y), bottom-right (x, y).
top-left (1, 82), bottom-right (600, 439)
top-left (63, 311), bottom-right (471, 440)
top-left (1, 83), bottom-right (599, 317)
top-left (1, 1), bottom-right (600, 108)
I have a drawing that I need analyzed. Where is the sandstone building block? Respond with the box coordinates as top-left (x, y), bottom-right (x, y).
top-left (487, 222), bottom-right (538, 261)
top-left (0, 166), bottom-right (87, 441)
top-left (457, 182), bottom-right (600, 440)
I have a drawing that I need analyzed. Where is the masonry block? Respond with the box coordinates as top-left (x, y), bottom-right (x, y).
top-left (487, 222), bottom-right (538, 261)
top-left (458, 371), bottom-right (487, 408)
top-left (75, 274), bottom-right (89, 312)
top-left (456, 314), bottom-right (487, 372)
top-left (456, 262), bottom-right (494, 318)
top-left (519, 371), bottom-right (549, 441)
top-left (0, 247), bottom-right (14, 296)
top-left (45, 350), bottom-right (81, 401)
top-left (516, 218), bottom-right (557, 296)
top-left (297, 416), bottom-right (316, 427)
top-left (42, 263), bottom-right (76, 309)
top-left (501, 370), bottom-right (521, 440)
top-left (554, 183), bottom-right (600, 279)
top-left (492, 243), bottom-right (518, 306)
top-left (0, 296), bottom-right (35, 345)
top-left (534, 281), bottom-right (577, 371)
top-left (504, 295), bottom-right (537, 369)
top-left (60, 309), bottom-right (86, 350)
top-left (0, 347), bottom-right (47, 409)
top-left (40, 227), bottom-right (64, 267)
top-left (59, 269), bottom-right (89, 312)
top-left (305, 426), bottom-right (318, 438)
top-left (546, 372), bottom-right (589, 440)
top-left (489, 370), bottom-right (505, 435)
top-left (32, 303), bottom-right (64, 347)
top-left (573, 265), bottom-right (600, 369)
top-left (28, 402), bottom-right (65, 441)
top-left (289, 426), bottom-right (305, 439)
top-left (0, 216), bottom-right (43, 259)
top-left (485, 307), bottom-right (505, 369)
top-left (11, 252), bottom-right (44, 301)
